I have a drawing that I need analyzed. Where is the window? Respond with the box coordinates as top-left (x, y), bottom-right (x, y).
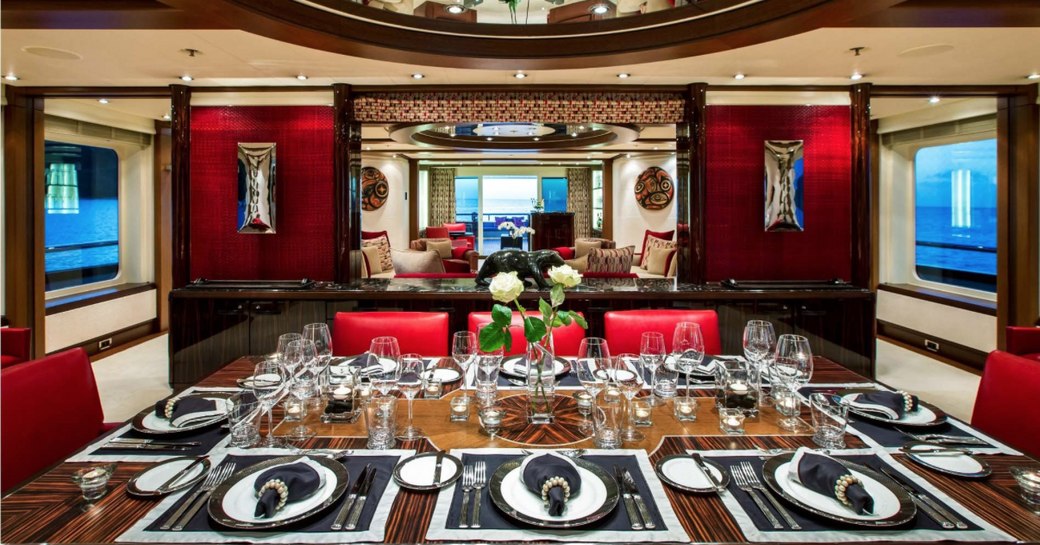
top-left (541, 177), bottom-right (568, 212)
top-left (454, 176), bottom-right (479, 227)
top-left (44, 141), bottom-right (120, 291)
top-left (591, 170), bottom-right (604, 237)
top-left (914, 139), bottom-right (997, 292)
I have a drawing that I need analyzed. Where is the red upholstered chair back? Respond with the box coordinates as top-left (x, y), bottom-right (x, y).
top-left (425, 227), bottom-right (450, 239)
top-left (333, 312), bottom-right (449, 357)
top-left (468, 312), bottom-right (586, 357)
top-left (1, 348), bottom-right (106, 492)
top-left (603, 309), bottom-right (722, 355)
top-left (971, 350), bottom-right (1040, 457)
top-left (1, 327), bottom-right (32, 368)
top-left (443, 223), bottom-right (467, 232)
top-left (1005, 326), bottom-right (1040, 362)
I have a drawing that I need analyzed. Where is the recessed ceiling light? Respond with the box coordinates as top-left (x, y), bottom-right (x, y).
top-left (446, 3), bottom-right (465, 13)
top-left (590, 4), bottom-right (609, 14)
top-left (533, 137), bottom-right (540, 141)
top-left (180, 75), bottom-right (193, 82)
top-left (514, 72), bottom-right (527, 79)
top-left (617, 73), bottom-right (630, 79)
top-left (98, 98), bottom-right (109, 104)
top-left (850, 71), bottom-right (864, 81)
top-left (1028, 73), bottom-right (1040, 80)
top-left (392, 154), bottom-right (398, 158)
top-left (366, 146), bottom-right (372, 151)
top-left (734, 72), bottom-right (746, 80)
top-left (929, 96), bottom-right (941, 104)
top-left (653, 146), bottom-right (658, 150)
top-left (411, 73), bottom-right (425, 80)
top-left (625, 153), bottom-right (632, 158)
top-left (4, 74), bottom-right (19, 81)
top-left (571, 132), bottom-right (578, 137)
top-left (327, 103), bottom-right (333, 107)
top-left (162, 113), bottom-right (171, 120)
top-left (296, 74), bottom-right (308, 81)
top-left (486, 137), bottom-right (493, 141)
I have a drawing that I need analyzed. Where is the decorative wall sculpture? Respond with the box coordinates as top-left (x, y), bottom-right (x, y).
top-left (237, 143), bottom-right (277, 234)
top-left (763, 140), bottom-right (804, 232)
top-left (634, 166), bottom-right (674, 210)
top-left (361, 166), bottom-right (390, 211)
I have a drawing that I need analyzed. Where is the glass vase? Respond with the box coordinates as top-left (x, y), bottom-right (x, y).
top-left (526, 341), bottom-right (556, 424)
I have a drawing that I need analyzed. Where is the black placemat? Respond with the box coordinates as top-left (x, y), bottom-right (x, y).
top-left (145, 453), bottom-right (402, 534)
top-left (444, 453), bottom-right (667, 531)
top-left (94, 425), bottom-right (229, 457)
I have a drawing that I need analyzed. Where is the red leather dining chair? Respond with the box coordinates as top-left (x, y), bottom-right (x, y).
top-left (1005, 326), bottom-right (1040, 362)
top-left (1, 348), bottom-right (120, 493)
top-left (603, 309), bottom-right (722, 355)
top-left (333, 311), bottom-right (450, 357)
top-left (467, 312), bottom-right (586, 357)
top-left (1, 327), bottom-right (32, 368)
top-left (442, 222), bottom-right (475, 250)
top-left (425, 226), bottom-right (451, 239)
top-left (971, 350), bottom-right (1040, 458)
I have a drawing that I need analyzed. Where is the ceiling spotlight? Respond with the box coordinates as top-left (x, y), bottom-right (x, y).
top-left (162, 113), bottom-right (171, 120)
top-left (392, 154), bottom-right (398, 158)
top-left (411, 73), bottom-right (425, 80)
top-left (625, 153), bottom-right (632, 158)
top-left (98, 98), bottom-right (109, 104)
top-left (617, 73), bottom-right (630, 79)
top-left (486, 137), bottom-right (493, 141)
top-left (929, 96), bottom-right (941, 104)
top-left (533, 137), bottom-right (540, 141)
top-left (653, 146), bottom-right (658, 150)
top-left (589, 3), bottom-right (609, 14)
top-left (445, 3), bottom-right (465, 13)
top-left (850, 71), bottom-right (864, 81)
top-left (366, 146), bottom-right (372, 151)
top-left (734, 72), bottom-right (746, 80)
top-left (514, 72), bottom-right (527, 79)
top-left (4, 74), bottom-right (19, 81)
top-left (296, 74), bottom-right (308, 80)
top-left (1028, 73), bottom-right (1040, 80)
top-left (571, 132), bottom-right (578, 137)
top-left (180, 75), bottom-right (194, 82)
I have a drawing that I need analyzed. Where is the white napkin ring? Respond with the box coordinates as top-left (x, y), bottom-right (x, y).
top-left (257, 478), bottom-right (290, 512)
top-left (540, 476), bottom-right (571, 504)
top-left (833, 474), bottom-right (861, 507)
top-left (163, 399), bottom-right (178, 419)
top-left (899, 391), bottom-right (914, 413)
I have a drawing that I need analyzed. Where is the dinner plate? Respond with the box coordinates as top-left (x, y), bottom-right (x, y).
top-left (500, 356), bottom-right (571, 378)
top-left (127, 456), bottom-right (211, 497)
top-left (654, 455), bottom-right (729, 493)
top-left (208, 455), bottom-right (349, 530)
top-left (425, 367), bottom-right (462, 384)
top-left (131, 396), bottom-right (233, 435)
top-left (838, 390), bottom-right (948, 428)
top-left (489, 458), bottom-right (619, 528)
top-left (237, 373), bottom-right (283, 389)
top-left (761, 454), bottom-right (916, 527)
top-left (336, 355), bottom-right (399, 373)
top-left (662, 355), bottom-right (719, 377)
top-left (901, 443), bottom-right (991, 479)
top-left (392, 452), bottom-right (463, 490)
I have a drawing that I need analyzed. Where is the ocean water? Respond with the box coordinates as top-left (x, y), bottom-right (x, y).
top-left (915, 206), bottom-right (996, 276)
top-left (44, 198), bottom-right (119, 273)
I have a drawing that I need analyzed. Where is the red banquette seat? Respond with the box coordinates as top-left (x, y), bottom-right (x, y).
top-left (1, 327), bottom-right (32, 368)
top-left (468, 312), bottom-right (586, 357)
top-left (603, 309), bottom-right (722, 355)
top-left (1006, 326), bottom-right (1040, 363)
top-left (971, 349), bottom-right (1040, 458)
top-left (333, 312), bottom-right (450, 357)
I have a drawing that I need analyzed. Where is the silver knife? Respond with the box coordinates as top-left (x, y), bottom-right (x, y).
top-left (432, 451), bottom-right (445, 487)
top-left (621, 470), bottom-right (656, 529)
top-left (157, 456), bottom-right (209, 493)
top-left (99, 443), bottom-right (193, 451)
top-left (614, 466), bottom-right (642, 530)
top-left (690, 453), bottom-right (725, 493)
top-left (332, 464), bottom-right (371, 530)
top-left (344, 467), bottom-right (377, 531)
top-left (108, 439), bottom-right (203, 447)
top-left (880, 466), bottom-right (968, 529)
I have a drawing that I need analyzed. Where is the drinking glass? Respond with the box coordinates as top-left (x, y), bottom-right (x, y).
top-left (479, 405), bottom-right (504, 438)
top-left (810, 393), bottom-right (848, 449)
top-left (251, 359), bottom-right (289, 448)
top-left (397, 353), bottom-right (425, 440)
top-left (452, 331), bottom-right (478, 402)
top-left (672, 322), bottom-right (705, 406)
top-left (743, 320), bottom-right (776, 405)
top-left (283, 338), bottom-right (317, 378)
top-left (275, 333), bottom-right (303, 367)
top-left (614, 353), bottom-right (644, 442)
top-left (285, 339), bottom-right (319, 442)
top-left (228, 393), bottom-right (261, 447)
top-left (364, 396), bottom-right (397, 449)
top-left (475, 349), bottom-right (503, 406)
top-left (639, 332), bottom-right (667, 406)
top-left (303, 322), bottom-right (334, 397)
top-left (576, 338), bottom-right (609, 403)
top-left (592, 404), bottom-right (622, 449)
top-left (773, 334), bottom-right (813, 392)
top-left (369, 336), bottom-right (401, 397)
top-left (773, 387), bottom-right (803, 431)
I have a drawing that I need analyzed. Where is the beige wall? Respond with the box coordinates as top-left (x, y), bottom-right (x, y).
top-left (361, 155), bottom-right (411, 250)
top-left (612, 154), bottom-right (677, 251)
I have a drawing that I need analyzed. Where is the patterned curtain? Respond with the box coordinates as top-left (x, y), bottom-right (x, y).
top-left (566, 167), bottom-right (592, 239)
top-left (428, 167), bottom-right (457, 229)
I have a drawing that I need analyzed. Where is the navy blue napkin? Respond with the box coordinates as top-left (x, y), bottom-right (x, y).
top-left (521, 454), bottom-right (582, 516)
top-left (153, 397), bottom-right (221, 427)
top-left (253, 460), bottom-right (323, 518)
top-left (790, 449), bottom-right (873, 515)
top-left (845, 391), bottom-right (919, 419)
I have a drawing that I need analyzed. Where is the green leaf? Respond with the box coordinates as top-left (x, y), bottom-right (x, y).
top-left (479, 325), bottom-right (508, 352)
top-left (550, 284), bottom-right (565, 307)
top-left (523, 317), bottom-right (547, 343)
top-left (538, 298), bottom-right (553, 323)
top-left (572, 313), bottom-right (588, 329)
top-left (491, 304), bottom-right (512, 327)
top-left (557, 309), bottom-right (573, 325)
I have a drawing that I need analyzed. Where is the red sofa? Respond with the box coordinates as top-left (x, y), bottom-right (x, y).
top-left (1006, 326), bottom-right (1040, 362)
top-left (1, 327), bottom-right (32, 368)
top-left (1, 348), bottom-right (119, 493)
top-left (971, 349), bottom-right (1040, 458)
top-left (468, 312), bottom-right (586, 357)
top-left (333, 311), bottom-right (450, 357)
top-left (603, 309), bottom-right (722, 355)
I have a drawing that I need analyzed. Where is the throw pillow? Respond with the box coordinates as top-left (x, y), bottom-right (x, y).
top-left (640, 229), bottom-right (675, 267)
top-left (426, 238), bottom-right (453, 260)
top-left (361, 234), bottom-right (393, 272)
top-left (361, 245), bottom-right (383, 275)
top-left (587, 246), bottom-right (635, 274)
top-left (564, 255), bottom-right (589, 273)
top-left (575, 239), bottom-right (603, 259)
top-left (391, 249), bottom-right (445, 274)
top-left (646, 246), bottom-right (677, 276)
top-left (640, 235), bottom-right (677, 269)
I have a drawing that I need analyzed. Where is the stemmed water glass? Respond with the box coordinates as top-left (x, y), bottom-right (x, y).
top-left (575, 351), bottom-right (607, 412)
top-left (397, 353), bottom-right (425, 440)
top-left (639, 332), bottom-right (667, 406)
top-left (615, 353), bottom-right (644, 442)
top-left (672, 322), bottom-right (705, 406)
top-left (283, 339), bottom-right (318, 442)
top-left (743, 320), bottom-right (776, 404)
top-left (452, 331), bottom-right (478, 402)
top-left (303, 323), bottom-right (333, 368)
top-left (773, 334), bottom-right (813, 393)
top-left (251, 358), bottom-right (289, 448)
top-left (368, 337), bottom-right (401, 397)
top-left (275, 332), bottom-right (303, 369)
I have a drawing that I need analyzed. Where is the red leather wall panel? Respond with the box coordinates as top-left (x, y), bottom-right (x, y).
top-left (190, 106), bottom-right (334, 280)
top-left (705, 105), bottom-right (852, 281)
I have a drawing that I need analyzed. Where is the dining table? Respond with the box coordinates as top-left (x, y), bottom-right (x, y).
top-left (3, 354), bottom-right (1039, 544)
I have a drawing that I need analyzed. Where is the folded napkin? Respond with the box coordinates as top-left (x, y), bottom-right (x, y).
top-left (153, 396), bottom-right (224, 428)
top-left (843, 391), bottom-right (919, 420)
top-left (788, 448), bottom-right (874, 515)
top-left (521, 453), bottom-right (582, 516)
top-left (253, 458), bottom-right (326, 518)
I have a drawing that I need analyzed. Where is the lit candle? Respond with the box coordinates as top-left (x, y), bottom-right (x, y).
top-left (679, 403), bottom-right (695, 415)
top-left (286, 404), bottom-right (302, 416)
top-left (603, 387), bottom-right (622, 404)
top-left (725, 415), bottom-right (741, 427)
top-left (730, 382), bottom-right (749, 395)
top-left (573, 391), bottom-right (593, 409)
top-left (425, 380), bottom-right (443, 397)
top-left (635, 407), bottom-right (651, 419)
top-left (83, 468), bottom-right (106, 480)
top-left (779, 396), bottom-right (798, 411)
top-left (332, 386), bottom-right (352, 400)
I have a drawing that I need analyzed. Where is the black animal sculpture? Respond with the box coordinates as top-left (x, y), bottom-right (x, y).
top-left (475, 249), bottom-right (565, 290)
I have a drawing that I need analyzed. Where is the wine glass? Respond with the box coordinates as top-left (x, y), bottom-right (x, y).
top-left (251, 358), bottom-right (288, 448)
top-left (397, 353), bottom-right (425, 440)
top-left (275, 332), bottom-right (302, 369)
top-left (639, 332), bottom-right (667, 406)
top-left (773, 334), bottom-right (813, 393)
top-left (452, 331), bottom-right (478, 402)
top-left (575, 354), bottom-right (607, 409)
top-left (614, 353), bottom-right (644, 442)
top-left (672, 322), bottom-right (704, 406)
top-left (303, 323), bottom-right (333, 366)
top-left (369, 336), bottom-right (401, 397)
top-left (283, 338), bottom-right (317, 378)
top-left (743, 320), bottom-right (776, 405)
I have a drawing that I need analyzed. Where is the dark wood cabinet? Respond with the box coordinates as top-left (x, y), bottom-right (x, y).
top-left (531, 212), bottom-right (574, 250)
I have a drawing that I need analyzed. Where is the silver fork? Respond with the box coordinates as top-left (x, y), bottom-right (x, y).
top-left (730, 464), bottom-right (783, 530)
top-left (457, 465), bottom-right (474, 529)
top-left (739, 462), bottom-right (801, 530)
top-left (471, 461), bottom-right (487, 529)
top-left (162, 462), bottom-right (237, 530)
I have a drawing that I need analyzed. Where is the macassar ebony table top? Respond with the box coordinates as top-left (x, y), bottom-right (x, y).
top-left (2, 356), bottom-right (1038, 544)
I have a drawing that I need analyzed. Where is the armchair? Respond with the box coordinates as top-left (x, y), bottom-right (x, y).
top-left (443, 222), bottom-right (476, 251)
top-left (1006, 326), bottom-right (1040, 362)
top-left (409, 238), bottom-right (478, 272)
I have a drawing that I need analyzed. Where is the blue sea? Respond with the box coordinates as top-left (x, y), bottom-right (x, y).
top-left (915, 206), bottom-right (996, 276)
top-left (44, 198), bottom-right (119, 274)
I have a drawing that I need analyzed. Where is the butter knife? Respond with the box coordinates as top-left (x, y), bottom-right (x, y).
top-left (432, 451), bottom-right (445, 487)
top-left (879, 466), bottom-right (968, 529)
top-left (99, 443), bottom-right (193, 451)
top-left (690, 453), bottom-right (725, 493)
top-left (157, 456), bottom-right (209, 494)
top-left (613, 466), bottom-right (642, 530)
top-left (344, 467), bottom-right (377, 531)
top-left (621, 469), bottom-right (656, 529)
top-left (331, 464), bottom-right (371, 531)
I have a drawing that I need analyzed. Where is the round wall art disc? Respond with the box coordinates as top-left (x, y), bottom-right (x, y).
top-left (361, 166), bottom-right (390, 211)
top-left (634, 166), bottom-right (674, 210)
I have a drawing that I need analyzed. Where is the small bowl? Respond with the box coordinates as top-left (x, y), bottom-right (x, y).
top-left (1010, 466), bottom-right (1040, 505)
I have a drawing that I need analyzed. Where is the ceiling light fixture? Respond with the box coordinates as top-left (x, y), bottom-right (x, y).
top-left (296, 74), bottom-right (308, 80)
top-left (4, 74), bottom-right (19, 81)
top-left (929, 96), bottom-right (941, 104)
top-left (533, 137), bottom-right (540, 141)
top-left (514, 71), bottom-right (527, 79)
top-left (1028, 73), bottom-right (1040, 80)
top-left (589, 3), bottom-right (609, 14)
top-left (98, 98), bottom-right (109, 104)
top-left (734, 72), bottom-right (746, 80)
top-left (617, 73), bottom-right (630, 79)
top-left (486, 137), bottom-right (493, 141)
top-left (445, 3), bottom-right (465, 13)
top-left (571, 132), bottom-right (578, 137)
top-left (162, 113), bottom-right (171, 120)
top-left (180, 75), bottom-right (193, 82)
top-left (411, 73), bottom-right (425, 80)
top-left (850, 71), bottom-right (864, 81)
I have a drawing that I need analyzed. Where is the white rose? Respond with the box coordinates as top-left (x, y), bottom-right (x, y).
top-left (488, 271), bottom-right (524, 303)
top-left (548, 265), bottom-right (581, 288)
